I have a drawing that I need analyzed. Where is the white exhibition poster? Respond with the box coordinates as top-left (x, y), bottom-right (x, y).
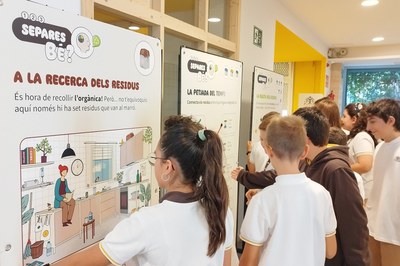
top-left (179, 47), bottom-right (242, 218)
top-left (0, 1), bottom-right (161, 264)
top-left (250, 67), bottom-right (284, 141)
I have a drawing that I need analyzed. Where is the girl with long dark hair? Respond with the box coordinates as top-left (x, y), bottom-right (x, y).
top-left (54, 115), bottom-right (232, 266)
top-left (342, 102), bottom-right (377, 202)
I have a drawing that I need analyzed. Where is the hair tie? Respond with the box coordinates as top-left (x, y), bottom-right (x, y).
top-left (198, 129), bottom-right (206, 141)
top-left (355, 102), bottom-right (363, 113)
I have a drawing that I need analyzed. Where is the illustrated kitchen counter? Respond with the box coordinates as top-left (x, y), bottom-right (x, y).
top-left (34, 187), bottom-right (120, 254)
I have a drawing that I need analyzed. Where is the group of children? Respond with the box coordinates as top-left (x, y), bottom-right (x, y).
top-left (52, 98), bottom-right (399, 266)
top-left (235, 98), bottom-right (400, 266)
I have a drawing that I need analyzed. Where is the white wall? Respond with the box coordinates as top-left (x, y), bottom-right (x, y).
top-left (236, 0), bottom-right (329, 250)
top-left (238, 0), bottom-right (328, 165)
top-left (329, 44), bottom-right (400, 67)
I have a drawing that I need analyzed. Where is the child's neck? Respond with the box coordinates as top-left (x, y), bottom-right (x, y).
top-left (307, 145), bottom-right (326, 161)
top-left (273, 160), bottom-right (301, 176)
top-left (385, 131), bottom-right (400, 142)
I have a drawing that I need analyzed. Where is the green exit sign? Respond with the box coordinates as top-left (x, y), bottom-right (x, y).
top-left (253, 26), bottom-right (262, 47)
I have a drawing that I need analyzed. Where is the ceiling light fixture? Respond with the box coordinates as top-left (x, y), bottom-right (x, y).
top-left (361, 0), bottom-right (379, 7)
top-left (372, 36), bottom-right (384, 42)
top-left (208, 17), bottom-right (221, 23)
top-left (61, 135), bottom-right (76, 159)
top-left (128, 26), bottom-right (140, 31)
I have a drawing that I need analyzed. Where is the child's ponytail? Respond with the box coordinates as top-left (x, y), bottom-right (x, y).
top-left (195, 129), bottom-right (229, 256)
top-left (160, 116), bottom-right (229, 256)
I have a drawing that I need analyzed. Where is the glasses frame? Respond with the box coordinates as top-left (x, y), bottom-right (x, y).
top-left (147, 152), bottom-right (167, 166)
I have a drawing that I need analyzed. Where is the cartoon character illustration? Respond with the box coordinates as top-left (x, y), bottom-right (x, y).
top-left (54, 165), bottom-right (75, 227)
top-left (76, 32), bottom-right (91, 53)
top-left (71, 27), bottom-right (94, 58)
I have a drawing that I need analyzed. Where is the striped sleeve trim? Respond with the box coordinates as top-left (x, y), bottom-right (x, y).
top-left (354, 151), bottom-right (373, 156)
top-left (326, 230), bottom-right (336, 237)
top-left (99, 242), bottom-right (122, 266)
top-left (225, 243), bottom-right (233, 250)
top-left (239, 235), bottom-right (264, 247)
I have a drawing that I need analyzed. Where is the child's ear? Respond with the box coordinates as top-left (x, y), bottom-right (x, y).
top-left (351, 116), bottom-right (357, 125)
top-left (264, 145), bottom-right (273, 158)
top-left (164, 158), bottom-right (176, 175)
top-left (300, 144), bottom-right (309, 160)
top-left (388, 115), bottom-right (396, 127)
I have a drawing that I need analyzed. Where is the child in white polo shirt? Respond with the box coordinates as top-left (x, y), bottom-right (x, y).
top-left (366, 98), bottom-right (400, 266)
top-left (52, 115), bottom-right (233, 266)
top-left (239, 115), bottom-right (337, 266)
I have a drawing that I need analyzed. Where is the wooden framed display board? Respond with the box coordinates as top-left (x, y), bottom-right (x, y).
top-left (0, 1), bottom-right (161, 264)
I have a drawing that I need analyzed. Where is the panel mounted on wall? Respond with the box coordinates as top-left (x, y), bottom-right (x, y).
top-left (250, 67), bottom-right (284, 142)
top-left (179, 46), bottom-right (243, 220)
top-left (0, 1), bottom-right (161, 264)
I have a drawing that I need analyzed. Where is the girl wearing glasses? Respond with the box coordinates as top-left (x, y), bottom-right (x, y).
top-left (54, 115), bottom-right (232, 266)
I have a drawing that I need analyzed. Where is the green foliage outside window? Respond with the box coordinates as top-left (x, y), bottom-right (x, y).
top-left (346, 68), bottom-right (400, 104)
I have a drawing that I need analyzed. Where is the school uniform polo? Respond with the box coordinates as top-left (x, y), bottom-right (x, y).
top-left (100, 191), bottom-right (233, 266)
top-left (250, 141), bottom-right (270, 171)
top-left (354, 171), bottom-right (366, 200)
top-left (347, 131), bottom-right (375, 199)
top-left (366, 136), bottom-right (400, 245)
top-left (240, 173), bottom-right (337, 266)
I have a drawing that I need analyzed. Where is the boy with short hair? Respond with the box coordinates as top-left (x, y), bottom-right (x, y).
top-left (365, 98), bottom-right (400, 266)
top-left (246, 111), bottom-right (280, 172)
top-left (328, 126), bottom-right (348, 146)
top-left (235, 107), bottom-right (370, 266)
top-left (239, 115), bottom-right (337, 266)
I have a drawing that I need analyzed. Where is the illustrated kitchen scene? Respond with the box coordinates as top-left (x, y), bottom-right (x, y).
top-left (20, 127), bottom-right (153, 265)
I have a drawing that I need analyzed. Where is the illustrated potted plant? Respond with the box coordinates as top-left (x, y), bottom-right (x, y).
top-left (115, 171), bottom-right (124, 184)
top-left (143, 127), bottom-right (152, 144)
top-left (139, 183), bottom-right (151, 207)
top-left (35, 138), bottom-right (52, 163)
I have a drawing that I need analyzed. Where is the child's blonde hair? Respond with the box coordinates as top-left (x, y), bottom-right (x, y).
top-left (266, 115), bottom-right (307, 161)
top-left (259, 111), bottom-right (280, 130)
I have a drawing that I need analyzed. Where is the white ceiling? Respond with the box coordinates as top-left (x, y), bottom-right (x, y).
top-left (277, 0), bottom-right (400, 49)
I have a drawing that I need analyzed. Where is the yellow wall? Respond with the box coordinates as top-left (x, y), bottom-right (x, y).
top-left (274, 21), bottom-right (326, 111)
top-left (293, 61), bottom-right (324, 98)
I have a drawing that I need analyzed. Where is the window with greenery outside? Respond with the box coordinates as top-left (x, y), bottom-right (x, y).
top-left (346, 68), bottom-right (400, 104)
